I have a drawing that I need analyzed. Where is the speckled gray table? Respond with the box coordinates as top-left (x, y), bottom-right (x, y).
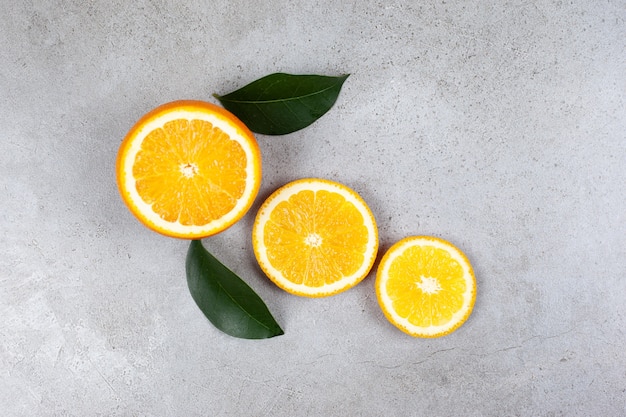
top-left (2, 1), bottom-right (625, 415)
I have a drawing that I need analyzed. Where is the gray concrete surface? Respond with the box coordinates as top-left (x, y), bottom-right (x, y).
top-left (2, 0), bottom-right (625, 415)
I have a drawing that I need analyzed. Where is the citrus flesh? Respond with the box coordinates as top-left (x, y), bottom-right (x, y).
top-left (252, 178), bottom-right (379, 297)
top-left (116, 100), bottom-right (261, 239)
top-left (376, 236), bottom-right (476, 337)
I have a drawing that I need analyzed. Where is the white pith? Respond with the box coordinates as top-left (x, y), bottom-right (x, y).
top-left (416, 276), bottom-right (442, 294)
top-left (180, 162), bottom-right (199, 178)
top-left (304, 233), bottom-right (323, 247)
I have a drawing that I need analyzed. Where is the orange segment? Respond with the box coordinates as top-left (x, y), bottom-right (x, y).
top-left (116, 100), bottom-right (261, 239)
top-left (376, 236), bottom-right (476, 337)
top-left (252, 178), bottom-right (379, 297)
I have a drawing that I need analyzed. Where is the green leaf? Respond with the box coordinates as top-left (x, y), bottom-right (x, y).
top-left (185, 240), bottom-right (284, 339)
top-left (214, 73), bottom-right (349, 135)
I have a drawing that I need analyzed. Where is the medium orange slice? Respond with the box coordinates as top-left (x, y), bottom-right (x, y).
top-left (376, 236), bottom-right (476, 337)
top-left (252, 178), bottom-right (379, 297)
top-left (116, 100), bottom-right (261, 238)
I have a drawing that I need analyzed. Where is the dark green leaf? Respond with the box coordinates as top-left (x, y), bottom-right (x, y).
top-left (214, 73), bottom-right (349, 135)
top-left (185, 240), bottom-right (283, 339)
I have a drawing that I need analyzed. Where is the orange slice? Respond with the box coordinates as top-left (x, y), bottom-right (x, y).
top-left (252, 178), bottom-right (379, 297)
top-left (116, 100), bottom-right (261, 239)
top-left (376, 236), bottom-right (476, 337)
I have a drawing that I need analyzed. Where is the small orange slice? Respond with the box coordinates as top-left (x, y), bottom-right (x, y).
top-left (252, 178), bottom-right (379, 297)
top-left (116, 100), bottom-right (261, 239)
top-left (376, 236), bottom-right (476, 337)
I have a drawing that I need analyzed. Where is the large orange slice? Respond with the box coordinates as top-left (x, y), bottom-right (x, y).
top-left (252, 178), bottom-right (379, 297)
top-left (376, 236), bottom-right (476, 337)
top-left (116, 100), bottom-right (261, 239)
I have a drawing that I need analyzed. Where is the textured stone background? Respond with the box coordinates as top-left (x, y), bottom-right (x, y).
top-left (1, 0), bottom-right (625, 415)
